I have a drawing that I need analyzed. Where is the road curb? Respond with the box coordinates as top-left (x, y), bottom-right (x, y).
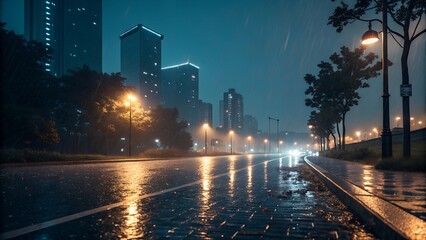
top-left (304, 156), bottom-right (426, 240)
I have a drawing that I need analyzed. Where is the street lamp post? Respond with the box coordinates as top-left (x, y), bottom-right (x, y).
top-left (269, 117), bottom-right (279, 153)
top-left (203, 123), bottom-right (208, 154)
top-left (229, 130), bottom-right (234, 154)
top-left (264, 139), bottom-right (268, 153)
top-left (268, 117), bottom-right (271, 153)
top-left (361, 1), bottom-right (392, 158)
top-left (126, 94), bottom-right (136, 157)
top-left (247, 136), bottom-right (252, 153)
top-left (395, 117), bottom-right (401, 128)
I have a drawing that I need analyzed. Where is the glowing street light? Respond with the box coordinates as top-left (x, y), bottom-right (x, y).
top-left (361, 21), bottom-right (379, 45)
top-left (279, 140), bottom-right (283, 153)
top-left (247, 136), bottom-right (252, 152)
top-left (410, 117), bottom-right (414, 126)
top-left (125, 94), bottom-right (137, 156)
top-left (203, 123), bottom-right (209, 154)
top-left (361, 3), bottom-right (392, 158)
top-left (373, 128), bottom-right (379, 138)
top-left (395, 116), bottom-right (401, 127)
top-left (356, 131), bottom-right (361, 142)
top-left (264, 139), bottom-right (268, 153)
top-left (229, 130), bottom-right (234, 154)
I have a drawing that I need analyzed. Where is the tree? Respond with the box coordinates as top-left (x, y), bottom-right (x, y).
top-left (305, 46), bottom-right (381, 150)
top-left (308, 110), bottom-right (336, 151)
top-left (145, 107), bottom-right (193, 151)
top-left (1, 23), bottom-right (59, 149)
top-left (328, 0), bottom-right (426, 156)
top-left (54, 65), bottom-right (129, 153)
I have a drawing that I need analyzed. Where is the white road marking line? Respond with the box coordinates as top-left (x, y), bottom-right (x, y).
top-left (1, 158), bottom-right (281, 239)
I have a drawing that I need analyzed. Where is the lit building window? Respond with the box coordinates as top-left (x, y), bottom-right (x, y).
top-left (46, 12), bottom-right (50, 15)
top-left (93, 22), bottom-right (96, 25)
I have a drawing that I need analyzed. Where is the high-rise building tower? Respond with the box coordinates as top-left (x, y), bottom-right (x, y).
top-left (196, 100), bottom-right (213, 127)
top-left (161, 62), bottom-right (199, 125)
top-left (223, 88), bottom-right (244, 132)
top-left (120, 24), bottom-right (163, 109)
top-left (25, 0), bottom-right (102, 76)
top-left (244, 115), bottom-right (258, 135)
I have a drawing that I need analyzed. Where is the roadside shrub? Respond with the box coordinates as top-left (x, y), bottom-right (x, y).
top-left (0, 148), bottom-right (112, 163)
top-left (322, 147), bottom-right (380, 164)
top-left (141, 149), bottom-right (189, 158)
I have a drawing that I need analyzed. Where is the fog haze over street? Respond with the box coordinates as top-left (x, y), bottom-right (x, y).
top-left (2, 0), bottom-right (425, 133)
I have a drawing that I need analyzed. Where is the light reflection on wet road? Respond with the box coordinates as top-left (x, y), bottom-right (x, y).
top-left (1, 155), bottom-right (375, 239)
top-left (308, 156), bottom-right (426, 220)
top-left (0, 155), bottom-right (274, 232)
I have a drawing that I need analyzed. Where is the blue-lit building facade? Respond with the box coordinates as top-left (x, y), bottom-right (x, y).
top-left (24, 0), bottom-right (102, 76)
top-left (120, 24), bottom-right (163, 109)
top-left (223, 88), bottom-right (244, 132)
top-left (161, 62), bottom-right (199, 125)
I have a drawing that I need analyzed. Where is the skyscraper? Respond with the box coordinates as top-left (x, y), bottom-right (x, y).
top-left (120, 24), bottom-right (163, 109)
top-left (244, 114), bottom-right (258, 135)
top-left (223, 88), bottom-right (244, 132)
top-left (161, 62), bottom-right (199, 125)
top-left (196, 100), bottom-right (213, 127)
top-left (25, 0), bottom-right (102, 76)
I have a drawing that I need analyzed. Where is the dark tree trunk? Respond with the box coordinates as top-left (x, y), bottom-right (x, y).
top-left (342, 112), bottom-right (346, 150)
top-left (336, 122), bottom-right (341, 150)
top-left (331, 132), bottom-right (337, 150)
top-left (401, 37), bottom-right (411, 158)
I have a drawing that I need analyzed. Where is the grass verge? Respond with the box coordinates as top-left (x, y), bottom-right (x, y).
top-left (0, 148), bottom-right (120, 163)
top-left (322, 139), bottom-right (425, 172)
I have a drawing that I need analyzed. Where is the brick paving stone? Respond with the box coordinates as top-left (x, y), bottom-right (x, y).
top-left (19, 157), bottom-right (378, 239)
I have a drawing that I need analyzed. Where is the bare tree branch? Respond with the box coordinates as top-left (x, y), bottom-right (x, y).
top-left (387, 5), bottom-right (405, 28)
top-left (388, 27), bottom-right (404, 39)
top-left (411, 8), bottom-right (423, 39)
top-left (389, 32), bottom-right (404, 48)
top-left (412, 28), bottom-right (426, 42)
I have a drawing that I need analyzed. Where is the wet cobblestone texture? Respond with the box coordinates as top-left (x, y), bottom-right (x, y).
top-left (26, 157), bottom-right (377, 239)
top-left (308, 156), bottom-right (426, 220)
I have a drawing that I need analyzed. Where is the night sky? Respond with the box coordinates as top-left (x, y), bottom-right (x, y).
top-left (1, 0), bottom-right (425, 135)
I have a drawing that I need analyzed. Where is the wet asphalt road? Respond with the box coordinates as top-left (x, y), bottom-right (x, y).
top-left (1, 154), bottom-right (376, 239)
